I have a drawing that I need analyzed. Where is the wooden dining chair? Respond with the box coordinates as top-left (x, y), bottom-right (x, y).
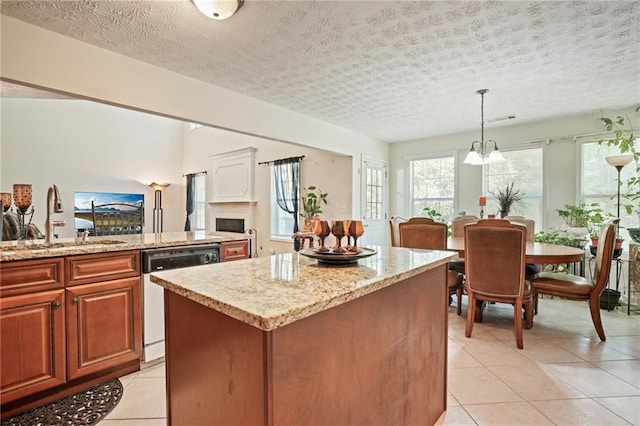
top-left (464, 219), bottom-right (532, 349)
top-left (449, 215), bottom-right (479, 274)
top-left (452, 215), bottom-right (479, 238)
top-left (398, 218), bottom-right (464, 315)
top-left (504, 216), bottom-right (535, 242)
top-left (531, 219), bottom-right (617, 341)
top-left (504, 216), bottom-right (540, 277)
top-left (389, 216), bottom-right (408, 247)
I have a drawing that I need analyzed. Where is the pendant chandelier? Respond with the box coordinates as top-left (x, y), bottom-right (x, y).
top-left (463, 89), bottom-right (505, 165)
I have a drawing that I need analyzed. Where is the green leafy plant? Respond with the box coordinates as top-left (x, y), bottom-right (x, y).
top-left (491, 182), bottom-right (524, 217)
top-left (556, 203), bottom-right (603, 237)
top-left (422, 207), bottom-right (452, 236)
top-left (597, 106), bottom-right (640, 238)
top-left (534, 231), bottom-right (576, 246)
top-left (300, 185), bottom-right (328, 220)
top-left (422, 207), bottom-right (446, 223)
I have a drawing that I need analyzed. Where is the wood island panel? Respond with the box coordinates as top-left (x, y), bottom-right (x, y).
top-left (165, 265), bottom-right (447, 425)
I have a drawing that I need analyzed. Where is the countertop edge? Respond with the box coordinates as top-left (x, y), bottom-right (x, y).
top-left (151, 252), bottom-right (456, 331)
top-left (0, 232), bottom-right (248, 261)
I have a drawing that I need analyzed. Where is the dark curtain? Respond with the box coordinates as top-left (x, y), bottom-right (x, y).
top-left (273, 158), bottom-right (301, 250)
top-left (184, 173), bottom-right (196, 231)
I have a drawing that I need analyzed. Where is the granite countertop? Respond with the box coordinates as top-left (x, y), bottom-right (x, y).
top-left (151, 246), bottom-right (457, 331)
top-left (0, 231), bottom-right (248, 261)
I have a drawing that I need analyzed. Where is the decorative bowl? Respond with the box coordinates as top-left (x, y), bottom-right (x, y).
top-left (628, 228), bottom-right (640, 244)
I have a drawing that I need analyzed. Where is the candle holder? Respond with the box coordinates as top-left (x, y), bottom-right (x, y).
top-left (478, 196), bottom-right (486, 219)
top-left (348, 220), bottom-right (364, 253)
top-left (331, 220), bottom-right (347, 253)
top-left (313, 220), bottom-right (331, 252)
top-left (13, 184), bottom-right (34, 239)
top-left (1, 192), bottom-right (13, 213)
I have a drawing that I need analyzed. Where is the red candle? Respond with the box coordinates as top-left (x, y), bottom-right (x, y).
top-left (479, 196), bottom-right (486, 206)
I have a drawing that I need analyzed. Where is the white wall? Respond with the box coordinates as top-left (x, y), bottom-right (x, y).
top-left (389, 107), bottom-right (639, 231)
top-left (1, 15), bottom-right (389, 218)
top-left (0, 98), bottom-right (184, 237)
top-left (182, 125), bottom-right (352, 256)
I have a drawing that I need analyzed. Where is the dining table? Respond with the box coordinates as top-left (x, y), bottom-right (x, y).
top-left (447, 237), bottom-right (586, 264)
top-left (446, 237), bottom-right (586, 326)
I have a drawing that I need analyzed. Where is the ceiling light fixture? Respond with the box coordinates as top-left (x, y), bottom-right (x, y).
top-left (463, 89), bottom-right (505, 165)
top-left (193, 0), bottom-right (244, 20)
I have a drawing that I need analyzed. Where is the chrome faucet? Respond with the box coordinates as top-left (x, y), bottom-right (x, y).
top-left (45, 184), bottom-right (65, 244)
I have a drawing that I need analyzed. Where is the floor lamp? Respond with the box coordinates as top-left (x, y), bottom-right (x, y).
top-left (149, 182), bottom-right (171, 233)
top-left (605, 154), bottom-right (633, 288)
top-left (606, 154), bottom-right (634, 222)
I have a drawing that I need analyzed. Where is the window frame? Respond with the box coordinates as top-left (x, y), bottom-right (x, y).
top-left (407, 151), bottom-right (458, 220)
top-left (578, 137), bottom-right (640, 231)
top-left (483, 144), bottom-right (544, 228)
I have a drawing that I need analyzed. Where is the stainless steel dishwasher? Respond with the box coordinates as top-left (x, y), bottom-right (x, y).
top-left (141, 244), bottom-right (220, 363)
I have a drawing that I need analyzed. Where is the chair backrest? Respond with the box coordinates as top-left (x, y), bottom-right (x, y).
top-left (504, 216), bottom-right (535, 242)
top-left (452, 215), bottom-right (479, 238)
top-left (398, 217), bottom-right (447, 250)
top-left (592, 219), bottom-right (618, 295)
top-left (464, 219), bottom-right (527, 298)
top-left (389, 216), bottom-right (408, 247)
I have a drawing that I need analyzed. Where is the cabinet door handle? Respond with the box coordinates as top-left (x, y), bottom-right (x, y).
top-left (72, 296), bottom-right (80, 304)
top-left (52, 301), bottom-right (61, 308)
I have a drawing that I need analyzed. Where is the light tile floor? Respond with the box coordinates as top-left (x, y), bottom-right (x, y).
top-left (103, 297), bottom-right (639, 425)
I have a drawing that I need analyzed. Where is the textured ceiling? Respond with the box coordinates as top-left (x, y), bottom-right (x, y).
top-left (1, 0), bottom-right (639, 143)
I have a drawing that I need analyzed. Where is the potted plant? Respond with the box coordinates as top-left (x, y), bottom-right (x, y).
top-left (491, 182), bottom-right (524, 218)
top-left (597, 105), bottom-right (640, 243)
top-left (556, 202), bottom-right (604, 252)
top-left (422, 207), bottom-right (452, 235)
top-left (300, 185), bottom-right (328, 231)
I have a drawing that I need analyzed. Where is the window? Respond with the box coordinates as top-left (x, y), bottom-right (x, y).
top-left (270, 165), bottom-right (298, 239)
top-left (364, 163), bottom-right (385, 220)
top-left (192, 174), bottom-right (206, 230)
top-left (409, 155), bottom-right (455, 219)
top-left (581, 140), bottom-right (639, 230)
top-left (485, 147), bottom-right (543, 226)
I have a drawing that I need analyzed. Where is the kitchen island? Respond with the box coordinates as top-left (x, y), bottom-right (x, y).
top-left (151, 246), bottom-right (456, 425)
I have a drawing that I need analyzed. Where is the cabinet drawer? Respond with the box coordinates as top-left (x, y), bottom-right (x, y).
top-left (221, 240), bottom-right (249, 262)
top-left (66, 250), bottom-right (140, 287)
top-left (0, 258), bottom-right (64, 296)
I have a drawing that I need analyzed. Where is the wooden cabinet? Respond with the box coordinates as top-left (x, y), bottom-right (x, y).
top-left (0, 289), bottom-right (66, 404)
top-left (220, 240), bottom-right (249, 262)
top-left (66, 250), bottom-right (140, 286)
top-left (0, 250), bottom-right (141, 415)
top-left (0, 257), bottom-right (64, 297)
top-left (66, 277), bottom-right (141, 380)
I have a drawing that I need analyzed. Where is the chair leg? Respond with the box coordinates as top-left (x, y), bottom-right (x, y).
top-left (524, 299), bottom-right (534, 329)
top-left (456, 286), bottom-right (463, 316)
top-left (513, 300), bottom-right (524, 349)
top-left (534, 292), bottom-right (539, 315)
top-left (465, 292), bottom-right (476, 338)
top-left (589, 294), bottom-right (607, 341)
